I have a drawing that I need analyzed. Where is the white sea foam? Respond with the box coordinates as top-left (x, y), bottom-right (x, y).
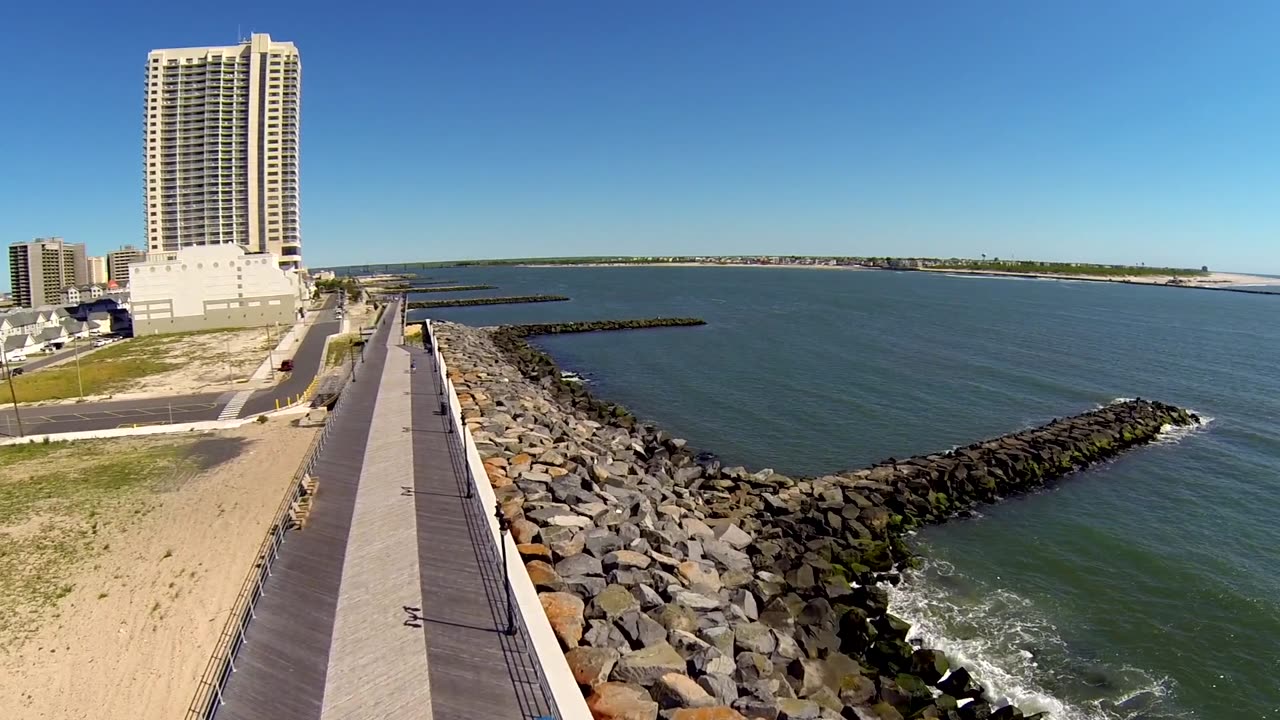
top-left (886, 563), bottom-right (1178, 720)
top-left (1153, 412), bottom-right (1213, 445)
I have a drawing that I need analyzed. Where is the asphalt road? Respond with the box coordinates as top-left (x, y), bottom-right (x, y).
top-left (0, 295), bottom-right (362, 437)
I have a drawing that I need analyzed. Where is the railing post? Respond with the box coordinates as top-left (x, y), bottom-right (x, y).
top-left (495, 502), bottom-right (515, 636)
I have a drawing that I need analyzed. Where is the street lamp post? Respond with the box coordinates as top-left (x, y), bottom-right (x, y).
top-left (73, 336), bottom-right (84, 399)
top-left (0, 351), bottom-right (24, 438)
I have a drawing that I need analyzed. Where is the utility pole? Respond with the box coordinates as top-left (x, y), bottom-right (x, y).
top-left (71, 336), bottom-right (84, 399)
top-left (266, 324), bottom-right (275, 380)
top-left (0, 351), bottom-right (24, 438)
top-left (226, 338), bottom-right (233, 384)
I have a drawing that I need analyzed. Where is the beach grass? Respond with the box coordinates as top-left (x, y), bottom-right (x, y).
top-left (0, 438), bottom-right (196, 647)
top-left (325, 333), bottom-right (358, 368)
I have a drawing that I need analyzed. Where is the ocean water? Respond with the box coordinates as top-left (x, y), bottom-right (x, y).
top-left (405, 266), bottom-right (1280, 720)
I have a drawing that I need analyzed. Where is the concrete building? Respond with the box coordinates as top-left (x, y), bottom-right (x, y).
top-left (129, 243), bottom-right (305, 334)
top-left (144, 33), bottom-right (302, 270)
top-left (107, 245), bottom-right (146, 284)
top-left (86, 255), bottom-right (108, 284)
top-left (8, 238), bottom-right (88, 307)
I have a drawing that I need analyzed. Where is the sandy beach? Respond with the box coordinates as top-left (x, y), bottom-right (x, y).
top-left (0, 421), bottom-right (318, 720)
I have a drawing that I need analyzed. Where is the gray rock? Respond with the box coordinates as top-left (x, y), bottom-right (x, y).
top-left (735, 651), bottom-right (773, 684)
top-left (653, 672), bottom-right (716, 709)
top-left (668, 629), bottom-right (712, 657)
top-left (734, 622), bottom-right (777, 655)
top-left (585, 528), bottom-right (624, 556)
top-left (733, 589), bottom-right (759, 621)
top-left (676, 561), bottom-right (722, 594)
top-left (697, 673), bottom-right (740, 705)
top-left (773, 630), bottom-right (802, 660)
top-left (681, 517), bottom-right (715, 539)
top-left (713, 523), bottom-right (753, 550)
top-left (656, 603), bottom-right (698, 633)
top-left (697, 625), bottom-right (734, 657)
top-left (593, 584), bottom-right (640, 621)
top-left (775, 698), bottom-right (821, 719)
top-left (631, 584), bottom-right (664, 609)
top-left (549, 531), bottom-right (586, 559)
top-left (584, 619), bottom-right (630, 650)
top-left (603, 549), bottom-right (653, 570)
top-left (703, 539), bottom-right (752, 573)
top-left (690, 647), bottom-right (736, 677)
top-left (672, 590), bottom-right (721, 610)
top-left (733, 699), bottom-right (780, 720)
top-left (617, 609), bottom-right (667, 648)
top-left (563, 575), bottom-right (607, 598)
top-left (612, 642), bottom-right (686, 686)
top-left (556, 554), bottom-right (603, 577)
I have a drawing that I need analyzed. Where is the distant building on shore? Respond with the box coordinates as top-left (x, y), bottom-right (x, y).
top-left (128, 244), bottom-right (309, 335)
top-left (107, 245), bottom-right (146, 285)
top-left (8, 237), bottom-right (88, 307)
top-left (144, 33), bottom-right (302, 270)
top-left (86, 255), bottom-right (108, 285)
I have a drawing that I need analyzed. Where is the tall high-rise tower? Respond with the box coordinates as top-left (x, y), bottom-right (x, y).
top-left (144, 33), bottom-right (301, 270)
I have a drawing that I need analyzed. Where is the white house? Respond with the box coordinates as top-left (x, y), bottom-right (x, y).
top-left (129, 244), bottom-right (307, 335)
top-left (3, 334), bottom-right (36, 363)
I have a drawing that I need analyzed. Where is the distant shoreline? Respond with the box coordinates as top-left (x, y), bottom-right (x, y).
top-left (513, 261), bottom-right (1280, 293)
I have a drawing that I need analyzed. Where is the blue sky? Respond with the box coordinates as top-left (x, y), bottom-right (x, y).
top-left (2, 1), bottom-right (1278, 277)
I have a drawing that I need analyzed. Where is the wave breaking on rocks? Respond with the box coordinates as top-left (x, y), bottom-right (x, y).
top-left (434, 319), bottom-right (1200, 720)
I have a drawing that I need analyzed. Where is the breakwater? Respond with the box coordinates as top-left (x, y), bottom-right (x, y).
top-left (409, 284), bottom-right (498, 293)
top-left (436, 320), bottom-right (1199, 720)
top-left (502, 318), bottom-right (708, 337)
top-left (408, 294), bottom-right (570, 310)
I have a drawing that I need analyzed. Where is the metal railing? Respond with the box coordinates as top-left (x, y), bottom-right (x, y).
top-left (424, 319), bottom-right (588, 720)
top-left (185, 316), bottom-right (372, 720)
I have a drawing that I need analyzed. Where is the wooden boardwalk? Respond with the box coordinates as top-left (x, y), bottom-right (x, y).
top-left (213, 302), bottom-right (558, 720)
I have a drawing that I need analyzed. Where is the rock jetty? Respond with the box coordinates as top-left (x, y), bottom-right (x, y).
top-left (434, 320), bottom-right (1200, 720)
top-left (407, 294), bottom-right (569, 310)
top-left (408, 284), bottom-right (497, 293)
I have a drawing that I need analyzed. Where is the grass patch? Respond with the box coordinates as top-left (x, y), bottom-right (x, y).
top-left (0, 437), bottom-right (198, 648)
top-left (8, 328), bottom-right (273, 403)
top-left (325, 333), bottom-right (359, 368)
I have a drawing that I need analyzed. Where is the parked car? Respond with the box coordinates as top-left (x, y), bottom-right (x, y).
top-left (8, 353), bottom-right (26, 363)
top-left (279, 358), bottom-right (294, 372)
top-left (9, 367), bottom-right (23, 377)
top-left (92, 339), bottom-right (109, 348)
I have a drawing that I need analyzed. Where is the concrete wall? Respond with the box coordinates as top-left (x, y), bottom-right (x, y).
top-left (134, 293), bottom-right (296, 335)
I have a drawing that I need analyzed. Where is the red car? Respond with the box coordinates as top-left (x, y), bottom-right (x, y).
top-left (279, 359), bottom-right (294, 372)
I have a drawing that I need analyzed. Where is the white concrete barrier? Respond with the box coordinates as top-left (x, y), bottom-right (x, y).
top-left (426, 320), bottom-right (591, 720)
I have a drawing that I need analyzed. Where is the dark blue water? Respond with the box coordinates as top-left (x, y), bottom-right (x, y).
top-left (406, 266), bottom-right (1280, 720)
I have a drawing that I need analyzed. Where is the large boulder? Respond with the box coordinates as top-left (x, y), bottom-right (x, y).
top-left (586, 682), bottom-right (659, 720)
top-left (566, 646), bottom-right (620, 688)
top-left (539, 591), bottom-right (585, 648)
top-left (613, 642), bottom-right (687, 686)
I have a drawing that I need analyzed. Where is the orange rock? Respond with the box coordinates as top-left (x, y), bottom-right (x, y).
top-left (511, 518), bottom-right (539, 545)
top-left (511, 453), bottom-right (532, 467)
top-left (517, 543), bottom-right (553, 562)
top-left (586, 682), bottom-right (657, 720)
top-left (524, 560), bottom-right (563, 590)
top-left (666, 708), bottom-right (747, 720)
top-left (539, 591), bottom-right (584, 649)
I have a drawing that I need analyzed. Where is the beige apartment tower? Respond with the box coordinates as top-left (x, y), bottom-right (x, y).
top-left (9, 238), bottom-right (88, 308)
top-left (144, 33), bottom-right (301, 270)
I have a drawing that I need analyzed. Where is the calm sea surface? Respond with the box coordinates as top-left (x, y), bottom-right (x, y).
top-left (405, 266), bottom-right (1280, 720)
